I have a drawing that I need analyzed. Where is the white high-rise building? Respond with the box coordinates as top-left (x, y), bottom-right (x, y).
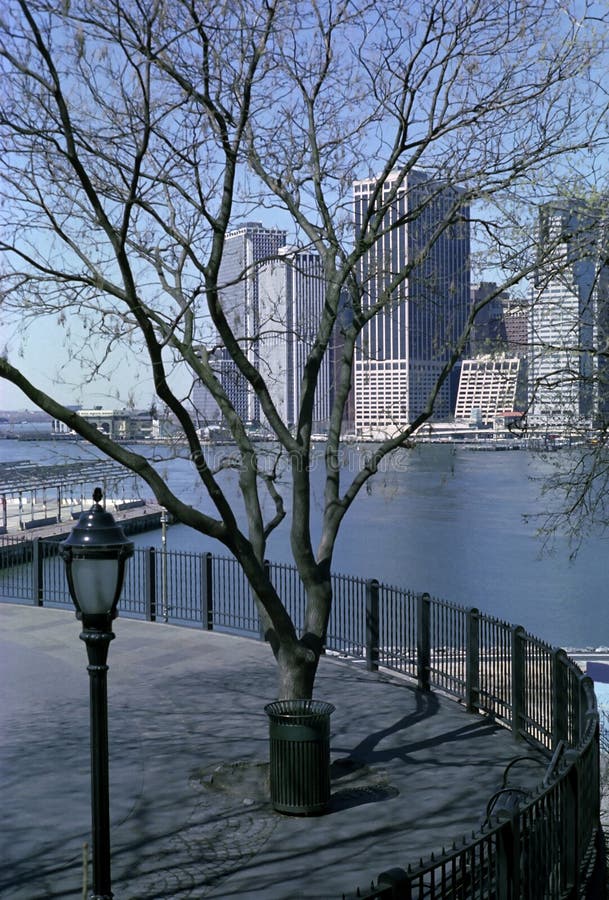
top-left (258, 247), bottom-right (332, 431)
top-left (353, 171), bottom-right (470, 436)
top-left (529, 202), bottom-right (609, 430)
top-left (217, 222), bottom-right (287, 422)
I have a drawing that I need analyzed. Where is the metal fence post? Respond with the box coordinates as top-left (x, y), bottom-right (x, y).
top-left (578, 674), bottom-right (595, 745)
top-left (511, 625), bottom-right (526, 740)
top-left (466, 606), bottom-right (479, 713)
top-left (496, 814), bottom-right (520, 899)
top-left (32, 538), bottom-right (43, 606)
top-left (202, 552), bottom-right (213, 631)
top-left (559, 754), bottom-right (581, 895)
top-left (417, 592), bottom-right (431, 692)
top-left (552, 648), bottom-right (569, 746)
top-left (145, 547), bottom-right (156, 622)
top-left (365, 579), bottom-right (380, 672)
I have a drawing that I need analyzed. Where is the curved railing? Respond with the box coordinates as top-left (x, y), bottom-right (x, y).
top-left (0, 538), bottom-right (601, 898)
top-left (345, 618), bottom-right (599, 899)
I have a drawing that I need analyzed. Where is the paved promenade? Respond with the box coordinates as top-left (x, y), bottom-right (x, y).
top-left (1, 604), bottom-right (548, 899)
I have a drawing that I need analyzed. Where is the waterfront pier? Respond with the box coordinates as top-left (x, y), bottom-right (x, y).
top-left (0, 459), bottom-right (163, 539)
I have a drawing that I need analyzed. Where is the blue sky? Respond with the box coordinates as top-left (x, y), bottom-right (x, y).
top-left (1, 312), bottom-right (163, 411)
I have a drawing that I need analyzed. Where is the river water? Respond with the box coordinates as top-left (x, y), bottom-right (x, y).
top-left (2, 436), bottom-right (607, 651)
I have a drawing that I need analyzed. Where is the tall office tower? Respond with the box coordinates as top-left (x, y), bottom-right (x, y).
top-left (191, 358), bottom-right (222, 427)
top-left (529, 201), bottom-right (609, 430)
top-left (258, 247), bottom-right (332, 431)
top-left (191, 346), bottom-right (240, 427)
top-left (469, 282), bottom-right (509, 355)
top-left (353, 171), bottom-right (470, 435)
top-left (218, 222), bottom-right (287, 422)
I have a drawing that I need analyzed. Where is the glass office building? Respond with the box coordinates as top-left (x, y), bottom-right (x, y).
top-left (352, 171), bottom-right (470, 436)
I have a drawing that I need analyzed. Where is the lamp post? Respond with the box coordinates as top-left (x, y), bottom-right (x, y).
top-left (61, 487), bottom-right (133, 900)
top-left (160, 508), bottom-right (168, 623)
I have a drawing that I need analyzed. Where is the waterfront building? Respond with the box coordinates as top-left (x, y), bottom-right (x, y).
top-left (257, 247), bottom-right (332, 431)
top-left (454, 356), bottom-right (521, 426)
top-left (217, 222), bottom-right (287, 423)
top-left (51, 417), bottom-right (76, 436)
top-left (352, 170), bottom-right (470, 437)
top-left (72, 408), bottom-right (157, 441)
top-left (528, 200), bottom-right (609, 430)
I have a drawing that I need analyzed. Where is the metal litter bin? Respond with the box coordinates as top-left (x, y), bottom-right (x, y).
top-left (265, 699), bottom-right (335, 815)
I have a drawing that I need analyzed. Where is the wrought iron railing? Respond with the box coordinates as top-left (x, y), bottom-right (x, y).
top-left (0, 535), bottom-right (601, 899)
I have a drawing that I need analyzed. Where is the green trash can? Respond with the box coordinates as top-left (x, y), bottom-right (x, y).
top-left (265, 699), bottom-right (335, 815)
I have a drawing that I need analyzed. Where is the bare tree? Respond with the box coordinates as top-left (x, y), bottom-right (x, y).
top-left (0, 0), bottom-right (607, 697)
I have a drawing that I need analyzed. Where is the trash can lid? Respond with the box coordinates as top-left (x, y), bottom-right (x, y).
top-left (264, 699), bottom-right (335, 722)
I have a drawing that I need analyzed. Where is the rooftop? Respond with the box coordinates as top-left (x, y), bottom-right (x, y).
top-left (0, 459), bottom-right (129, 497)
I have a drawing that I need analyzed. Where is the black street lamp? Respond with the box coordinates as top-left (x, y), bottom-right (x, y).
top-left (61, 487), bottom-right (133, 900)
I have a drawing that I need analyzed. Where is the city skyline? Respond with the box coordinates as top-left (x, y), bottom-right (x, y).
top-left (190, 173), bottom-right (474, 437)
top-left (5, 191), bottom-right (609, 437)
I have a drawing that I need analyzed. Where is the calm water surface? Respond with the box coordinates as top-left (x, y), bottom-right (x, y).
top-left (2, 437), bottom-right (607, 650)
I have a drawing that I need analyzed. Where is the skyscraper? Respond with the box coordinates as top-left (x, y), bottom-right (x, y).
top-left (258, 247), bottom-right (333, 431)
top-left (191, 346), bottom-right (243, 429)
top-left (352, 170), bottom-right (470, 435)
top-left (469, 282), bottom-right (509, 355)
top-left (191, 350), bottom-right (222, 427)
top-left (502, 298), bottom-right (530, 358)
top-left (217, 222), bottom-right (287, 422)
top-left (528, 201), bottom-right (609, 430)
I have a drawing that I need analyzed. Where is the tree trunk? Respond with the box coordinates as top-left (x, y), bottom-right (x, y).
top-left (276, 641), bottom-right (319, 700)
top-left (262, 569), bottom-right (331, 700)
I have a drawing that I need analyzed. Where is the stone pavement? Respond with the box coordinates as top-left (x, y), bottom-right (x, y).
top-left (0, 605), bottom-right (548, 899)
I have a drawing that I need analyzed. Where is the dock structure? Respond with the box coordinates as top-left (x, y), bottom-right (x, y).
top-left (0, 459), bottom-right (160, 538)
